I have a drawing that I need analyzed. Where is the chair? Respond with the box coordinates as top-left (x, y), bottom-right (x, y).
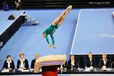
top-left (111, 61), bottom-right (114, 68)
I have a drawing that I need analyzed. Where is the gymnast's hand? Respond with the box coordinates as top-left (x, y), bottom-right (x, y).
top-left (49, 44), bottom-right (51, 48)
top-left (53, 45), bottom-right (56, 49)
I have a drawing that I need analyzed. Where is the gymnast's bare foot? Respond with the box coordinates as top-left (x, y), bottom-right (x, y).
top-left (49, 44), bottom-right (51, 48)
top-left (53, 45), bottom-right (56, 49)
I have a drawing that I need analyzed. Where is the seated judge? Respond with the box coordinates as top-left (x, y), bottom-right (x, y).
top-left (67, 55), bottom-right (78, 71)
top-left (99, 53), bottom-right (111, 70)
top-left (2, 55), bottom-right (15, 72)
top-left (85, 52), bottom-right (96, 70)
top-left (17, 53), bottom-right (29, 70)
top-left (31, 53), bottom-right (39, 69)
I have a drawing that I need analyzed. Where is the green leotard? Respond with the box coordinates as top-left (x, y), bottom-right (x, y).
top-left (43, 24), bottom-right (58, 45)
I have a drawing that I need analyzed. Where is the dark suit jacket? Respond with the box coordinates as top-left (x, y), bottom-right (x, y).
top-left (85, 58), bottom-right (96, 68)
top-left (99, 59), bottom-right (111, 68)
top-left (2, 60), bottom-right (15, 69)
top-left (58, 61), bottom-right (67, 69)
top-left (17, 59), bottom-right (29, 69)
top-left (67, 60), bottom-right (78, 70)
top-left (31, 59), bottom-right (36, 69)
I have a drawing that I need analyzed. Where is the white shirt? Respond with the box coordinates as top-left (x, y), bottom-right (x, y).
top-left (7, 60), bottom-right (12, 68)
top-left (71, 60), bottom-right (75, 66)
top-left (103, 60), bottom-right (107, 66)
top-left (35, 59), bottom-right (38, 63)
top-left (71, 60), bottom-right (75, 70)
top-left (20, 59), bottom-right (25, 68)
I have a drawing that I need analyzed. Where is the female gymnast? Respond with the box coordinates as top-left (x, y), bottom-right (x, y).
top-left (43, 5), bottom-right (72, 48)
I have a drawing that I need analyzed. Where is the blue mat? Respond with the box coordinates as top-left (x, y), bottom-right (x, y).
top-left (72, 8), bottom-right (114, 55)
top-left (0, 9), bottom-right (79, 69)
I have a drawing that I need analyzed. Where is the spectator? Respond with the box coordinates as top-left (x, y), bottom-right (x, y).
top-left (2, 55), bottom-right (15, 72)
top-left (17, 53), bottom-right (29, 70)
top-left (99, 53), bottom-right (111, 70)
top-left (15, 0), bottom-right (22, 10)
top-left (85, 52), bottom-right (96, 70)
top-left (2, 0), bottom-right (9, 11)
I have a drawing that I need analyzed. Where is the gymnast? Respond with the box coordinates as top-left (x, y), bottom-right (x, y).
top-left (43, 5), bottom-right (72, 48)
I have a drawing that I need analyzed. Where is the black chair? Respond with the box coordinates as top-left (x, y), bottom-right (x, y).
top-left (111, 62), bottom-right (114, 68)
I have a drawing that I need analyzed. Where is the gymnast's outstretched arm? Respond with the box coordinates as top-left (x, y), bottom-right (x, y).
top-left (52, 5), bottom-right (72, 26)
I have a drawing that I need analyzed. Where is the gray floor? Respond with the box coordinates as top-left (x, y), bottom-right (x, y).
top-left (1, 74), bottom-right (114, 76)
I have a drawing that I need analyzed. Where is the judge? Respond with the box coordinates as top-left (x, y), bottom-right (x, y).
top-left (2, 55), bottom-right (15, 72)
top-left (85, 52), bottom-right (96, 70)
top-left (31, 53), bottom-right (39, 69)
top-left (99, 53), bottom-right (111, 70)
top-left (67, 55), bottom-right (78, 71)
top-left (17, 53), bottom-right (29, 70)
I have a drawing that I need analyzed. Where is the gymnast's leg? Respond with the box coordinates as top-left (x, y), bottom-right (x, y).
top-left (51, 5), bottom-right (72, 26)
